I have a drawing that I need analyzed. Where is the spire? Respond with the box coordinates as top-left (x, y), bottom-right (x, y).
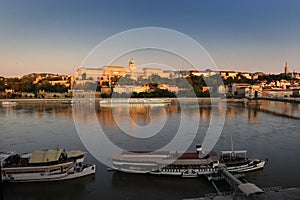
top-left (129, 58), bottom-right (136, 71)
top-left (284, 61), bottom-right (288, 75)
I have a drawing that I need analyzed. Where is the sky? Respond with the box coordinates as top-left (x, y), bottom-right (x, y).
top-left (0, 0), bottom-right (300, 77)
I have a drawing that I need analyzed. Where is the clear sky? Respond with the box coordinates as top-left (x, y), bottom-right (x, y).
top-left (0, 0), bottom-right (300, 77)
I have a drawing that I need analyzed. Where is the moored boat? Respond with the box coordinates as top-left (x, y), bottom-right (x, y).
top-left (100, 98), bottom-right (171, 106)
top-left (220, 150), bottom-right (266, 172)
top-left (112, 145), bottom-right (222, 178)
top-left (111, 145), bottom-right (266, 177)
top-left (0, 148), bottom-right (96, 182)
top-left (1, 101), bottom-right (17, 106)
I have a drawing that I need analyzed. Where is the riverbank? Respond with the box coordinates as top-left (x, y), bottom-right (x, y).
top-left (0, 98), bottom-right (236, 106)
top-left (1, 97), bottom-right (299, 105)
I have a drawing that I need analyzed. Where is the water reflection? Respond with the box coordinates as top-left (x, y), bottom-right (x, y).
top-left (0, 100), bottom-right (299, 200)
top-left (3, 175), bottom-right (95, 200)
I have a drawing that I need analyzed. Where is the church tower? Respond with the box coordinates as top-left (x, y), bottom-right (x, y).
top-left (284, 62), bottom-right (288, 75)
top-left (129, 58), bottom-right (136, 71)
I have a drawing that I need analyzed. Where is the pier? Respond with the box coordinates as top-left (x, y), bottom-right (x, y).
top-left (221, 169), bottom-right (263, 197)
top-left (184, 169), bottom-right (300, 200)
top-left (204, 169), bottom-right (264, 198)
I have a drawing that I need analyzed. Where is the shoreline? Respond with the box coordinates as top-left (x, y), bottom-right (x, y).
top-left (0, 97), bottom-right (231, 104)
top-left (1, 97), bottom-right (299, 104)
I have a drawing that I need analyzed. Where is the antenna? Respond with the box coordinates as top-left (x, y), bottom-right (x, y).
top-left (231, 133), bottom-right (234, 152)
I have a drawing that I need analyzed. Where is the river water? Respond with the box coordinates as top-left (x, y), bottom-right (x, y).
top-left (0, 99), bottom-right (299, 200)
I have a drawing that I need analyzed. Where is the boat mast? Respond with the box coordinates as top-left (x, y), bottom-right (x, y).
top-left (230, 133), bottom-right (234, 159)
top-left (231, 134), bottom-right (234, 152)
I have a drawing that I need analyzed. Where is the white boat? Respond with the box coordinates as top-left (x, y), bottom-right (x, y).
top-left (143, 99), bottom-right (171, 104)
top-left (220, 134), bottom-right (266, 172)
top-left (112, 145), bottom-right (221, 178)
top-left (112, 145), bottom-right (266, 178)
top-left (99, 98), bottom-right (171, 106)
top-left (62, 100), bottom-right (74, 104)
top-left (220, 150), bottom-right (266, 172)
top-left (1, 101), bottom-right (17, 106)
top-left (0, 148), bottom-right (96, 182)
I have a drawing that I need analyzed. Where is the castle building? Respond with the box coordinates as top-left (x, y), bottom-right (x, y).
top-left (128, 58), bottom-right (143, 80)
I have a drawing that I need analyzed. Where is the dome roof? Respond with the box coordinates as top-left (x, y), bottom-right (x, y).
top-left (129, 58), bottom-right (135, 65)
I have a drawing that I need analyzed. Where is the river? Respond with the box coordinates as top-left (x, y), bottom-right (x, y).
top-left (0, 99), bottom-right (299, 200)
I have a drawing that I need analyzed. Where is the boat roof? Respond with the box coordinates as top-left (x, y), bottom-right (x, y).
top-left (221, 150), bottom-right (247, 155)
top-left (0, 152), bottom-right (15, 162)
top-left (113, 151), bottom-right (219, 164)
top-left (67, 150), bottom-right (86, 158)
top-left (29, 149), bottom-right (64, 164)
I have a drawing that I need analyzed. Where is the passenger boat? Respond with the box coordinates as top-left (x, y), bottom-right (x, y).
top-left (112, 145), bottom-right (222, 178)
top-left (0, 148), bottom-right (96, 182)
top-left (220, 150), bottom-right (266, 172)
top-left (1, 101), bottom-right (17, 106)
top-left (112, 145), bottom-right (266, 177)
top-left (99, 98), bottom-right (171, 105)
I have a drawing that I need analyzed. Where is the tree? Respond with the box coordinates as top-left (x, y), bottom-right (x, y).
top-left (150, 74), bottom-right (162, 84)
top-left (116, 75), bottom-right (135, 85)
top-left (19, 78), bottom-right (36, 92)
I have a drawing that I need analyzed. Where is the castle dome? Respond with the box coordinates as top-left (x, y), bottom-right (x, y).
top-left (129, 58), bottom-right (135, 65)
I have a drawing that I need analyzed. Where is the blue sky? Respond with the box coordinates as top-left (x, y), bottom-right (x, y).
top-left (0, 0), bottom-right (300, 76)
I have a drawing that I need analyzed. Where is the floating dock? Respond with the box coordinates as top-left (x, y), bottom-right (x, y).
top-left (184, 187), bottom-right (300, 200)
top-left (184, 169), bottom-right (300, 199)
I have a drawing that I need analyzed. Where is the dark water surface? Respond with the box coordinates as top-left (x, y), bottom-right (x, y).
top-left (0, 100), bottom-right (299, 200)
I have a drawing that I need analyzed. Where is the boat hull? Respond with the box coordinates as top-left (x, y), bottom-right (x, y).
top-left (2, 164), bottom-right (96, 183)
top-left (227, 160), bottom-right (266, 173)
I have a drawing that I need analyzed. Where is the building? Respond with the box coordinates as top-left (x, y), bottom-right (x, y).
top-left (113, 85), bottom-right (136, 94)
top-left (75, 68), bottom-right (103, 82)
top-left (284, 62), bottom-right (288, 75)
top-left (190, 69), bottom-right (218, 77)
top-left (239, 72), bottom-right (252, 80)
top-left (129, 58), bottom-right (136, 71)
top-left (143, 68), bottom-right (164, 77)
top-left (128, 58), bottom-right (143, 80)
top-left (48, 80), bottom-right (70, 87)
top-left (157, 84), bottom-right (179, 93)
top-left (219, 71), bottom-right (238, 79)
top-left (102, 66), bottom-right (128, 85)
top-left (262, 89), bottom-right (293, 98)
top-left (231, 83), bottom-right (251, 98)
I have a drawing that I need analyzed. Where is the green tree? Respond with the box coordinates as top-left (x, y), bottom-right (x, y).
top-left (19, 78), bottom-right (36, 92)
top-left (116, 75), bottom-right (135, 85)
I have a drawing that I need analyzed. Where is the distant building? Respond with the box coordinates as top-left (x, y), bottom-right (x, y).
top-left (239, 72), bottom-right (252, 79)
top-left (113, 85), bottom-right (135, 94)
top-left (48, 80), bottom-right (70, 87)
top-left (219, 71), bottom-right (238, 79)
top-left (128, 58), bottom-right (143, 80)
top-left (284, 62), bottom-right (289, 75)
top-left (157, 84), bottom-right (179, 93)
top-left (262, 88), bottom-right (292, 98)
top-left (231, 83), bottom-right (251, 98)
top-left (75, 67), bottom-right (103, 82)
top-left (102, 66), bottom-right (128, 85)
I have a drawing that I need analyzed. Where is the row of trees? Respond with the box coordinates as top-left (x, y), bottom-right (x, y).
top-left (0, 77), bottom-right (69, 93)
